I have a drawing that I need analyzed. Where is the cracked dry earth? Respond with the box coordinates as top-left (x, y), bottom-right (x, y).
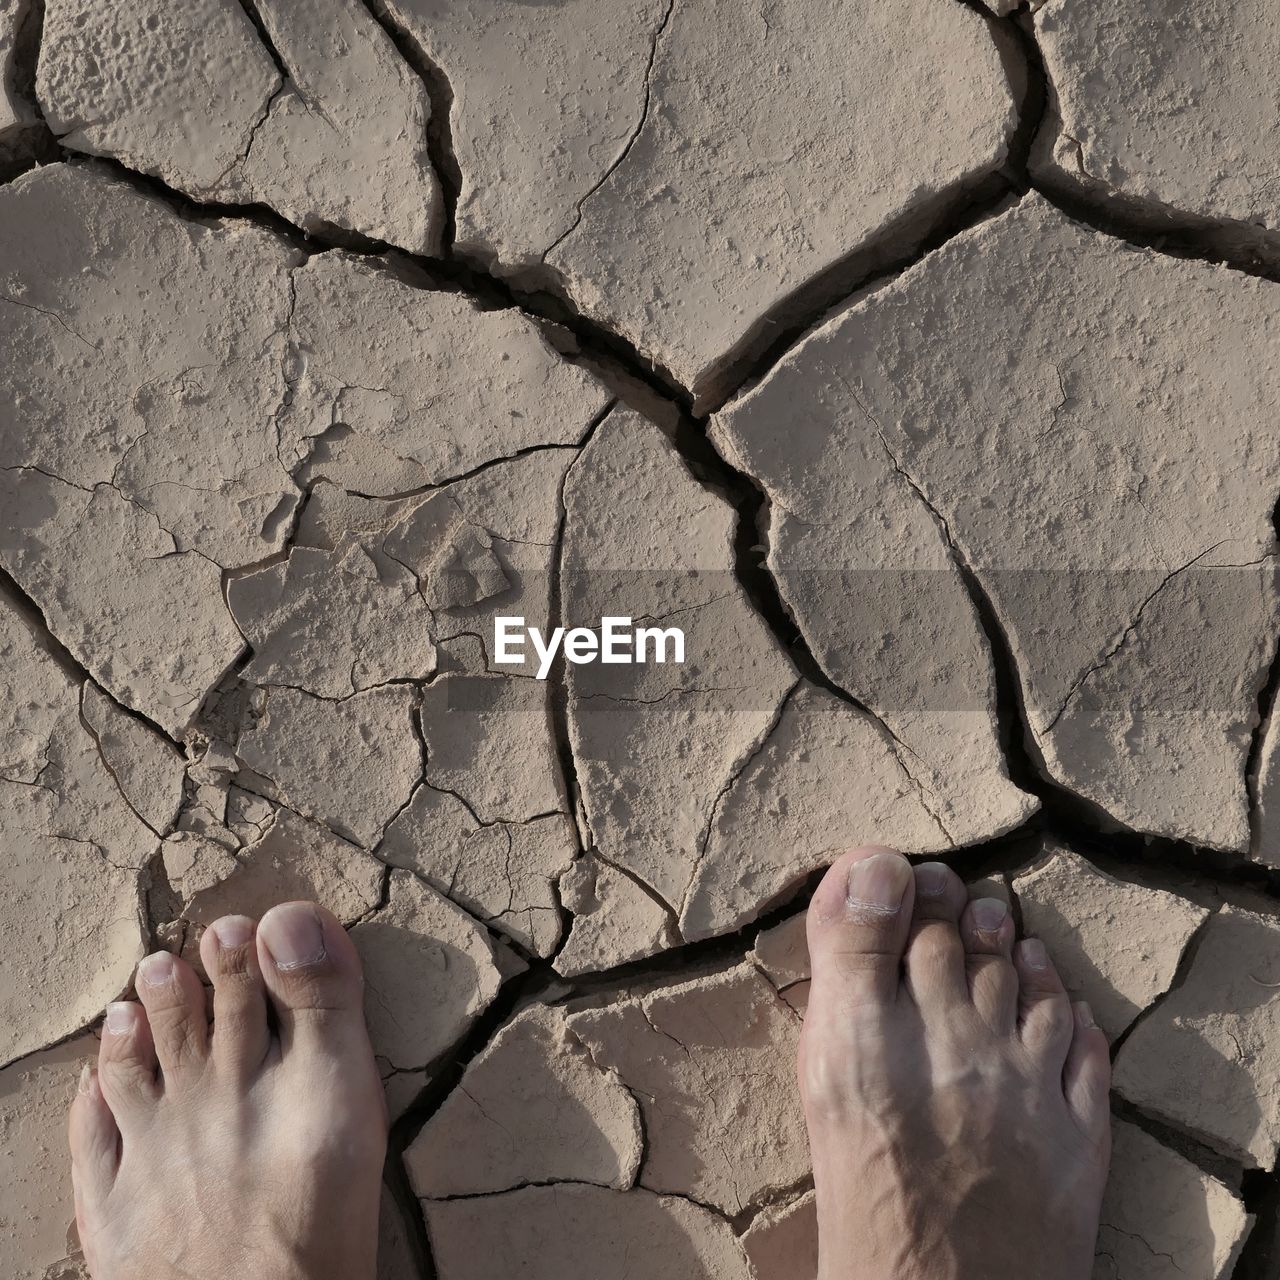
top-left (4, 0), bottom-right (1280, 1277)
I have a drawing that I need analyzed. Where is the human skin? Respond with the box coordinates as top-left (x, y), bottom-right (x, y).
top-left (68, 903), bottom-right (386, 1280)
top-left (799, 846), bottom-right (1112, 1280)
top-left (68, 850), bottom-right (1110, 1280)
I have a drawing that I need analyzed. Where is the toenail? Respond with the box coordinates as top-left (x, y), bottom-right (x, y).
top-left (915, 862), bottom-right (951, 897)
top-left (78, 1063), bottom-right (93, 1095)
top-left (1019, 938), bottom-right (1049, 971)
top-left (260, 904), bottom-right (328, 971)
top-left (845, 852), bottom-right (912, 920)
top-left (969, 898), bottom-right (1007, 932)
top-left (137, 951), bottom-right (177, 987)
top-left (1073, 1001), bottom-right (1096, 1029)
top-left (105, 1002), bottom-right (138, 1034)
top-left (211, 915), bottom-right (255, 949)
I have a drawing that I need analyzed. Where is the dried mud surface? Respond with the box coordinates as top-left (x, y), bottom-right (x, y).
top-left (3, 2), bottom-right (1280, 1277)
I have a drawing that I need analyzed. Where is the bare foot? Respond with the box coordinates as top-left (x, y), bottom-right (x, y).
top-left (799, 847), bottom-right (1111, 1280)
top-left (68, 903), bottom-right (387, 1280)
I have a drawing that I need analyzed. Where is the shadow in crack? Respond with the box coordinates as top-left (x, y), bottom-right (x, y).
top-left (1091, 1117), bottom-right (1231, 1280)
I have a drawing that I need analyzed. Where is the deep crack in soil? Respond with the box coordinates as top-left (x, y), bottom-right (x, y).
top-left (4, 0), bottom-right (1280, 1268)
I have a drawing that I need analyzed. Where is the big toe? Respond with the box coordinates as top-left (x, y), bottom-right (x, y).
top-left (257, 902), bottom-right (370, 1057)
top-left (805, 846), bottom-right (915, 1010)
top-left (801, 847), bottom-right (914, 1122)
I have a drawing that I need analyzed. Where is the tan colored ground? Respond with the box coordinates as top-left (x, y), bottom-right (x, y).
top-left (2, 1), bottom-right (1279, 1277)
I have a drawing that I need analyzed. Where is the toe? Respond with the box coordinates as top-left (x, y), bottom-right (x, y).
top-left (257, 902), bottom-right (370, 1055)
top-left (69, 1065), bottom-right (119, 1207)
top-left (69, 1064), bottom-right (120, 1277)
top-left (903, 861), bottom-right (968, 1013)
top-left (961, 897), bottom-right (1018, 1034)
top-left (912, 862), bottom-right (969, 921)
top-left (800, 847), bottom-right (915, 1123)
top-left (201, 915), bottom-right (271, 1077)
top-left (1015, 938), bottom-right (1074, 1069)
top-left (97, 1001), bottom-right (159, 1118)
top-left (1063, 1001), bottom-right (1112, 1148)
top-left (134, 950), bottom-right (209, 1085)
top-left (804, 846), bottom-right (915, 1010)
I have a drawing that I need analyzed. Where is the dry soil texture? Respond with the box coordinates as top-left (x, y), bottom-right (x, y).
top-left (3, 2), bottom-right (1280, 1278)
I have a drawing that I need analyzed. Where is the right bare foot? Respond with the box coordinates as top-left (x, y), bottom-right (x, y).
top-left (68, 903), bottom-right (387, 1280)
top-left (799, 846), bottom-right (1112, 1280)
